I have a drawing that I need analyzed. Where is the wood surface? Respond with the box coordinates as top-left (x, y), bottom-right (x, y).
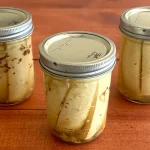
top-left (0, 0), bottom-right (150, 150)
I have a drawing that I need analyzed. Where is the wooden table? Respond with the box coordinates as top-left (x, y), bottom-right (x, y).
top-left (0, 0), bottom-right (150, 149)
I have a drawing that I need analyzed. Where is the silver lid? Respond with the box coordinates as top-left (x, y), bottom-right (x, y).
top-left (0, 7), bottom-right (33, 41)
top-left (39, 31), bottom-right (116, 78)
top-left (120, 6), bottom-right (150, 40)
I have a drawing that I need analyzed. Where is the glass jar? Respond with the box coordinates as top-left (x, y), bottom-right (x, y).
top-left (39, 31), bottom-right (116, 143)
top-left (118, 6), bottom-right (150, 104)
top-left (0, 7), bottom-right (34, 105)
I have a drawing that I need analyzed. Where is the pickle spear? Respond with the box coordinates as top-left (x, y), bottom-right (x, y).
top-left (121, 39), bottom-right (142, 94)
top-left (78, 73), bottom-right (111, 140)
top-left (45, 75), bottom-right (70, 130)
top-left (141, 41), bottom-right (150, 95)
top-left (56, 81), bottom-right (97, 132)
top-left (25, 37), bottom-right (34, 99)
top-left (118, 37), bottom-right (126, 88)
top-left (0, 44), bottom-right (8, 103)
top-left (7, 40), bottom-right (30, 103)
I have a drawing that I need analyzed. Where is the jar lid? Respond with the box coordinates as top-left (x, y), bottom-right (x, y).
top-left (0, 7), bottom-right (33, 41)
top-left (39, 31), bottom-right (116, 78)
top-left (120, 6), bottom-right (150, 40)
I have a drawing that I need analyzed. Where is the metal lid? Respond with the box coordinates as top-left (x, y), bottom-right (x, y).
top-left (0, 7), bottom-right (33, 41)
top-left (39, 31), bottom-right (116, 78)
top-left (120, 6), bottom-right (150, 40)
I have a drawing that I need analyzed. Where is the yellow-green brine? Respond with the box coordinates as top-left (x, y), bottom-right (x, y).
top-left (0, 7), bottom-right (34, 105)
top-left (39, 31), bottom-right (116, 143)
top-left (118, 6), bottom-right (150, 103)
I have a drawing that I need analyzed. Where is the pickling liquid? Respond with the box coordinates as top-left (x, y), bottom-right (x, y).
top-left (0, 36), bottom-right (34, 105)
top-left (118, 33), bottom-right (150, 103)
top-left (44, 71), bottom-right (112, 143)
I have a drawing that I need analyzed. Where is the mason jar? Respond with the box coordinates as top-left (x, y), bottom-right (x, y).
top-left (39, 31), bottom-right (116, 143)
top-left (0, 7), bottom-right (34, 105)
top-left (118, 6), bottom-right (150, 104)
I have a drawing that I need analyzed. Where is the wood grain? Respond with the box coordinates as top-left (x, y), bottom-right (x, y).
top-left (0, 0), bottom-right (150, 149)
top-left (0, 108), bottom-right (150, 150)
